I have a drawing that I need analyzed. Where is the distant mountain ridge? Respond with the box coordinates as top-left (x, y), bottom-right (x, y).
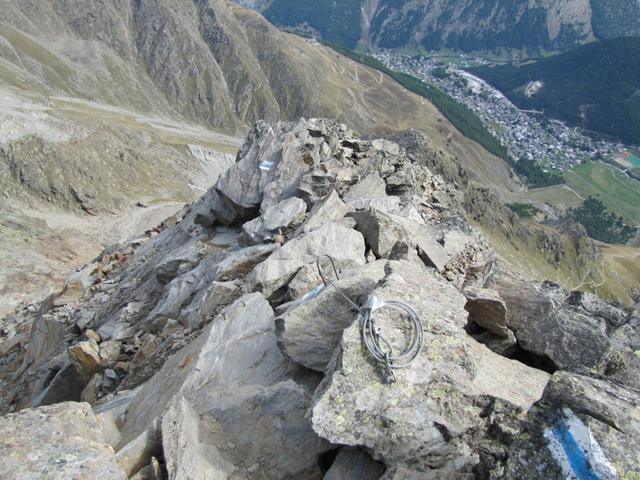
top-left (240, 0), bottom-right (640, 54)
top-left (471, 37), bottom-right (640, 146)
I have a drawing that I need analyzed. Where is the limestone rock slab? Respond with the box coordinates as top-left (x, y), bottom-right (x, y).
top-left (0, 402), bottom-right (126, 479)
top-left (311, 261), bottom-right (549, 476)
top-left (249, 222), bottom-right (366, 297)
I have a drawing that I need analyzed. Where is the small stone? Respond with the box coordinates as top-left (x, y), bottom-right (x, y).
top-left (81, 373), bottom-right (102, 403)
top-left (99, 340), bottom-right (122, 367)
top-left (68, 340), bottom-right (102, 382)
top-left (249, 222), bottom-right (366, 297)
top-left (115, 361), bottom-right (129, 371)
top-left (160, 319), bottom-right (183, 338)
top-left (84, 329), bottom-right (101, 343)
top-left (247, 463), bottom-right (260, 473)
top-left (102, 369), bottom-right (120, 391)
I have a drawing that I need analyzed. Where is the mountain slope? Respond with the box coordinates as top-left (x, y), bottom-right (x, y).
top-left (0, 0), bottom-right (508, 163)
top-left (248, 0), bottom-right (640, 54)
top-left (471, 37), bottom-right (640, 145)
top-left (0, 0), bottom-right (513, 314)
top-left (0, 0), bottom-right (458, 138)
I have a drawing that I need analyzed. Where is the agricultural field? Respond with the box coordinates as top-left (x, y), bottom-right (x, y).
top-left (563, 161), bottom-right (640, 225)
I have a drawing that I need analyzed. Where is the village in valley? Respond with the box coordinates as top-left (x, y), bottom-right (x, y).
top-left (375, 52), bottom-right (637, 174)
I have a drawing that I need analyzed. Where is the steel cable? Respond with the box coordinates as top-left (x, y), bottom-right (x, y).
top-left (316, 255), bottom-right (424, 384)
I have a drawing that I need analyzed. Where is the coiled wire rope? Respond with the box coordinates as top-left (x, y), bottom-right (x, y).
top-left (316, 255), bottom-right (424, 384)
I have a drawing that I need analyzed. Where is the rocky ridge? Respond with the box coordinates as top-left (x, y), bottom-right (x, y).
top-left (0, 118), bottom-right (638, 479)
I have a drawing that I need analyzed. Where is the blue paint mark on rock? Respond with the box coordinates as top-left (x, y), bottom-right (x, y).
top-left (551, 419), bottom-right (600, 480)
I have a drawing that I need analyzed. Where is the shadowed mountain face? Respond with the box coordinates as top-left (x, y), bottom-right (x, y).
top-left (246, 0), bottom-right (640, 54)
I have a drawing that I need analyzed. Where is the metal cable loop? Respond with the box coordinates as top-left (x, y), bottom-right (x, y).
top-left (316, 254), bottom-right (361, 312)
top-left (360, 300), bottom-right (423, 377)
top-left (315, 255), bottom-right (424, 384)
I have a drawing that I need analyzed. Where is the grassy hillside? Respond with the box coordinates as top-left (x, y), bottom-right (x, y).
top-left (325, 42), bottom-right (509, 161)
top-left (564, 161), bottom-right (640, 225)
top-left (472, 37), bottom-right (640, 145)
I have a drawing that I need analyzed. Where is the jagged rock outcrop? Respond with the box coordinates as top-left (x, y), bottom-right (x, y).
top-left (489, 272), bottom-right (625, 371)
top-left (1, 0), bottom-right (513, 320)
top-left (309, 260), bottom-right (550, 476)
top-left (120, 292), bottom-right (329, 478)
top-left (0, 118), bottom-right (638, 479)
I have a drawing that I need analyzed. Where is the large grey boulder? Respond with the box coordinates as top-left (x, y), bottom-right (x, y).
top-left (120, 293), bottom-right (329, 478)
top-left (0, 402), bottom-right (126, 479)
top-left (502, 371), bottom-right (640, 480)
top-left (296, 190), bottom-right (353, 235)
top-left (142, 256), bottom-right (219, 332)
top-left (155, 238), bottom-right (202, 285)
top-left (311, 261), bottom-right (549, 476)
top-left (491, 274), bottom-right (612, 370)
top-left (351, 209), bottom-right (448, 272)
top-left (351, 209), bottom-right (410, 259)
top-left (567, 291), bottom-right (628, 328)
top-left (210, 243), bottom-right (279, 281)
top-left (241, 196), bottom-right (307, 245)
top-left (276, 261), bottom-right (388, 372)
top-left (212, 119), bottom-right (356, 224)
top-left (162, 397), bottom-right (238, 479)
top-left (181, 279), bottom-right (242, 330)
top-left (343, 173), bottom-right (400, 212)
top-left (249, 222), bottom-right (366, 298)
top-left (463, 287), bottom-right (510, 338)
